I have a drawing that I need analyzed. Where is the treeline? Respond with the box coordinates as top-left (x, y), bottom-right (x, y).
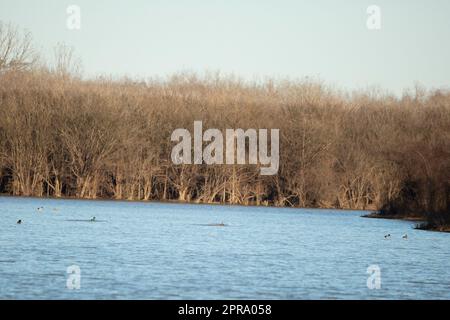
top-left (0, 22), bottom-right (449, 229)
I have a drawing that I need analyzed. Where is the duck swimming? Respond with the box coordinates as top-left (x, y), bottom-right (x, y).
top-left (37, 207), bottom-right (43, 212)
top-left (402, 234), bottom-right (408, 239)
top-left (384, 234), bottom-right (391, 239)
top-left (90, 217), bottom-right (96, 222)
top-left (17, 219), bottom-right (22, 224)
top-left (208, 222), bottom-right (226, 227)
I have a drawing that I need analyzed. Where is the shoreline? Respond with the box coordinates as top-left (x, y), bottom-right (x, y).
top-left (0, 193), bottom-right (371, 213)
top-left (361, 212), bottom-right (424, 222)
top-left (362, 212), bottom-right (450, 233)
top-left (3, 193), bottom-right (448, 233)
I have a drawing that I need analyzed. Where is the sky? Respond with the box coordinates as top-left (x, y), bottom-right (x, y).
top-left (1, 0), bottom-right (449, 94)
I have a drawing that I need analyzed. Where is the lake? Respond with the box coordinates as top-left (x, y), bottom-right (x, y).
top-left (0, 196), bottom-right (449, 299)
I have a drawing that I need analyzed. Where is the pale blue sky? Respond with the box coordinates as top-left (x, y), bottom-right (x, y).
top-left (1, 0), bottom-right (449, 94)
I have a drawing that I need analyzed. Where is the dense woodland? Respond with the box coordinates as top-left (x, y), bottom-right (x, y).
top-left (0, 22), bottom-right (449, 229)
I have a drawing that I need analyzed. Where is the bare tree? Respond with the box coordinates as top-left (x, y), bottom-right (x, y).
top-left (0, 37), bottom-right (449, 229)
top-left (0, 22), bottom-right (36, 72)
top-left (53, 42), bottom-right (82, 79)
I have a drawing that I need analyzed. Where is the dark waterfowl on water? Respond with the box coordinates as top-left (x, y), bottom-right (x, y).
top-left (17, 219), bottom-right (22, 224)
top-left (65, 217), bottom-right (105, 222)
top-left (207, 222), bottom-right (226, 227)
top-left (402, 234), bottom-right (408, 239)
top-left (195, 222), bottom-right (227, 227)
top-left (384, 234), bottom-right (391, 239)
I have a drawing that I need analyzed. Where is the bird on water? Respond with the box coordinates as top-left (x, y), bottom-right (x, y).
top-left (208, 222), bottom-right (225, 227)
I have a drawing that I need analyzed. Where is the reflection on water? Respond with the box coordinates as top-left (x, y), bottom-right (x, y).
top-left (0, 196), bottom-right (449, 299)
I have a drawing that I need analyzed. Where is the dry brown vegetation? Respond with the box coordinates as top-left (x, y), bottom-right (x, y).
top-left (0, 22), bottom-right (449, 229)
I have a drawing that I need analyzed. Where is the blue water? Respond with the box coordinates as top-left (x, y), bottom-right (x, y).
top-left (0, 196), bottom-right (449, 299)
